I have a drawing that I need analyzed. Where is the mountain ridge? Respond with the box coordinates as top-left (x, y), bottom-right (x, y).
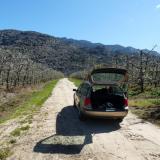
top-left (0, 29), bottom-right (159, 74)
top-left (1, 29), bottom-right (155, 53)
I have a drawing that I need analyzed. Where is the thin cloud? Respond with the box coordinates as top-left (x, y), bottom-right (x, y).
top-left (156, 4), bottom-right (160, 9)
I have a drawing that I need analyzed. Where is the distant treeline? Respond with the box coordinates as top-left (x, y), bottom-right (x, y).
top-left (0, 48), bottom-right (64, 91)
top-left (70, 50), bottom-right (160, 93)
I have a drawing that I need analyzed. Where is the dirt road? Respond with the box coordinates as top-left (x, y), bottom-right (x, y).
top-left (4, 78), bottom-right (160, 160)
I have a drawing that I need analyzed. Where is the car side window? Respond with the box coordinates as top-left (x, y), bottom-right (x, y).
top-left (77, 84), bottom-right (83, 94)
top-left (80, 83), bottom-right (90, 96)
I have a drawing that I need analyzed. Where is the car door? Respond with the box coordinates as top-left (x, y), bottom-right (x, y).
top-left (79, 83), bottom-right (91, 108)
top-left (74, 84), bottom-right (83, 106)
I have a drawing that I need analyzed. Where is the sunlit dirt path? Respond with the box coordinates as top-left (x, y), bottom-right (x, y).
top-left (5, 78), bottom-right (160, 160)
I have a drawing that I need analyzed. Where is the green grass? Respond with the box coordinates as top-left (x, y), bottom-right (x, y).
top-left (129, 94), bottom-right (160, 126)
top-left (10, 125), bottom-right (30, 137)
top-left (129, 87), bottom-right (160, 98)
top-left (20, 125), bottom-right (30, 131)
top-left (131, 105), bottom-right (160, 126)
top-left (0, 148), bottom-right (12, 160)
top-left (129, 98), bottom-right (160, 107)
top-left (69, 78), bottom-right (82, 87)
top-left (10, 126), bottom-right (29, 137)
top-left (128, 86), bottom-right (160, 125)
top-left (10, 128), bottom-right (21, 137)
top-left (9, 139), bottom-right (16, 144)
top-left (0, 80), bottom-right (58, 124)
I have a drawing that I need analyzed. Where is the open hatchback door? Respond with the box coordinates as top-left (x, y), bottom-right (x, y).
top-left (73, 67), bottom-right (129, 121)
top-left (89, 68), bottom-right (128, 85)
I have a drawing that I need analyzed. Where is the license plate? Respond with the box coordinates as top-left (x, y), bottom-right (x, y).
top-left (106, 108), bottom-right (115, 111)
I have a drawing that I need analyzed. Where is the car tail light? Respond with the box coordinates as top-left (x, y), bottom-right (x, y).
top-left (84, 98), bottom-right (91, 106)
top-left (124, 98), bottom-right (128, 106)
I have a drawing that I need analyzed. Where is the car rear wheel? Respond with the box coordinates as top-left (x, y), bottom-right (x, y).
top-left (115, 118), bottom-right (123, 123)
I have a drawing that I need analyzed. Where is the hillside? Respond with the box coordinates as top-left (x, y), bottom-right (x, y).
top-left (0, 29), bottom-right (159, 74)
top-left (0, 30), bottom-right (160, 160)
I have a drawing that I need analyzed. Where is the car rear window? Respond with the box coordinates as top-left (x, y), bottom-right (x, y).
top-left (91, 73), bottom-right (125, 84)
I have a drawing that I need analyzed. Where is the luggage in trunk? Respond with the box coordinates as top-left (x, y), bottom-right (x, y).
top-left (91, 88), bottom-right (125, 111)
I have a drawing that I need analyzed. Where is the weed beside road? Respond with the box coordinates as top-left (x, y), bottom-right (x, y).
top-left (0, 80), bottom-right (59, 160)
top-left (69, 78), bottom-right (82, 87)
top-left (129, 87), bottom-right (160, 126)
top-left (0, 80), bottom-right (58, 124)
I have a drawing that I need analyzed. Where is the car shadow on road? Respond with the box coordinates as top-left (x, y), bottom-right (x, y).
top-left (33, 105), bottom-right (120, 154)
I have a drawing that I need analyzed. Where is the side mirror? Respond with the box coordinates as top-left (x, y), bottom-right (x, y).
top-left (73, 89), bottom-right (77, 91)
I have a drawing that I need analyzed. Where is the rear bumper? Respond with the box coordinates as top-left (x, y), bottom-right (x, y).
top-left (82, 109), bottom-right (128, 119)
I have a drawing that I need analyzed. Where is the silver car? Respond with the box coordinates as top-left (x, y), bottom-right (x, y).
top-left (73, 68), bottom-right (129, 122)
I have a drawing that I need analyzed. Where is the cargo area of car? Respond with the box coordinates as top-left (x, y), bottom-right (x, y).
top-left (90, 85), bottom-right (125, 111)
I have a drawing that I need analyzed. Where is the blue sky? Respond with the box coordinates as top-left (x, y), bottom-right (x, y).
top-left (0, 0), bottom-right (160, 51)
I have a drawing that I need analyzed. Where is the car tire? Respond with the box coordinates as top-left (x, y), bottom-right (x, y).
top-left (115, 118), bottom-right (123, 123)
